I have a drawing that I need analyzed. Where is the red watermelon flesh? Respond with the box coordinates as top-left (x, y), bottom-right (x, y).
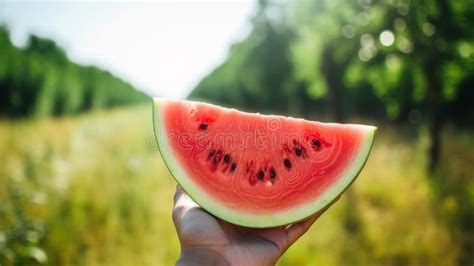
top-left (153, 98), bottom-right (376, 227)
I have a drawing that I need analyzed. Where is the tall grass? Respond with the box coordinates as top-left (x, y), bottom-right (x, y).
top-left (0, 106), bottom-right (471, 265)
top-left (0, 106), bottom-right (179, 265)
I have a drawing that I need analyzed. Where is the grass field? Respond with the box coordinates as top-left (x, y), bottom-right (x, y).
top-left (0, 105), bottom-right (472, 265)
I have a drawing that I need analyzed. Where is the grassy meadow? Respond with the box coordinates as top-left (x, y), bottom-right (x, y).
top-left (0, 105), bottom-right (473, 265)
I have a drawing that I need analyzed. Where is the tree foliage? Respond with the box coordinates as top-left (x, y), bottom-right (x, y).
top-left (189, 1), bottom-right (312, 116)
top-left (0, 26), bottom-right (149, 118)
top-left (190, 0), bottom-right (473, 124)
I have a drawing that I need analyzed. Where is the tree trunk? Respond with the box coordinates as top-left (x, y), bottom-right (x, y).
top-left (424, 57), bottom-right (443, 173)
top-left (321, 45), bottom-right (344, 123)
top-left (428, 102), bottom-right (443, 172)
top-left (320, 44), bottom-right (363, 240)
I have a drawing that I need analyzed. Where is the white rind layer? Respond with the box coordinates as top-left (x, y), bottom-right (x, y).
top-left (152, 98), bottom-right (376, 228)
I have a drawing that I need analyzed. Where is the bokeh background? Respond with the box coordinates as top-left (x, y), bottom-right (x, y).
top-left (1, 0), bottom-right (473, 265)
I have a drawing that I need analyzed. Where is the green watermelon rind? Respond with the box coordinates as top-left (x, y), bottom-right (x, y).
top-left (152, 98), bottom-right (376, 228)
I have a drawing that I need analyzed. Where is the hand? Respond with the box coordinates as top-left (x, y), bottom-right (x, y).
top-left (172, 186), bottom-right (337, 266)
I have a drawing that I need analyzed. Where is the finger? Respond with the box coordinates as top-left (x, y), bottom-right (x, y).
top-left (283, 213), bottom-right (320, 250)
top-left (283, 196), bottom-right (341, 250)
top-left (174, 185), bottom-right (184, 205)
top-left (172, 186), bottom-right (184, 227)
top-left (172, 186), bottom-right (200, 227)
top-left (174, 186), bottom-right (199, 208)
top-left (175, 189), bottom-right (199, 209)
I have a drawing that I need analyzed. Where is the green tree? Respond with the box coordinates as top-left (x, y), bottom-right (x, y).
top-left (289, 0), bottom-right (363, 122)
top-left (0, 27), bottom-right (149, 118)
top-left (189, 0), bottom-right (302, 115)
top-left (343, 0), bottom-right (474, 170)
top-left (334, 2), bottom-right (474, 263)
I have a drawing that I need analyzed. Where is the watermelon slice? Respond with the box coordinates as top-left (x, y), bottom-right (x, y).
top-left (153, 98), bottom-right (375, 228)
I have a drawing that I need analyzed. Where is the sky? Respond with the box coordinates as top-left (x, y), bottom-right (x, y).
top-left (0, 0), bottom-right (255, 99)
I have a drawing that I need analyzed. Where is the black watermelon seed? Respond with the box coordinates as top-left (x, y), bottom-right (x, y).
top-left (208, 149), bottom-right (216, 159)
top-left (295, 147), bottom-right (302, 157)
top-left (199, 123), bottom-right (208, 130)
top-left (313, 139), bottom-right (321, 147)
top-left (284, 158), bottom-right (292, 169)
top-left (258, 170), bottom-right (265, 180)
top-left (223, 154), bottom-right (230, 163)
top-left (269, 168), bottom-right (276, 179)
top-left (230, 163), bottom-right (237, 172)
